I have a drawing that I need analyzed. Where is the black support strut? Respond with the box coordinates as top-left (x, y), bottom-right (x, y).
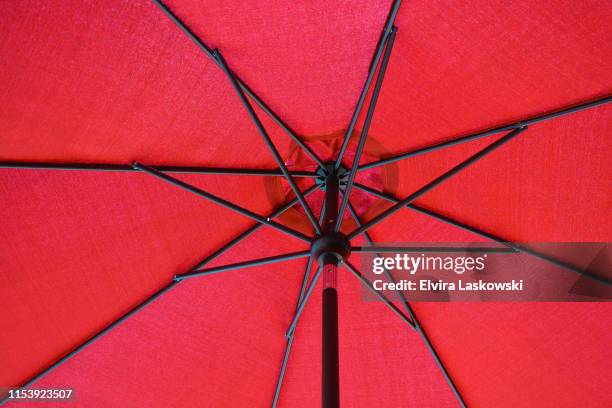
top-left (349, 127), bottom-right (527, 239)
top-left (133, 162), bottom-right (312, 243)
top-left (353, 182), bottom-right (612, 286)
top-left (358, 95), bottom-right (611, 171)
top-left (150, 0), bottom-right (326, 170)
top-left (0, 161), bottom-right (316, 177)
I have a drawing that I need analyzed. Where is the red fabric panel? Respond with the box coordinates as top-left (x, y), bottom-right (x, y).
top-left (4, 229), bottom-right (308, 408)
top-left (360, 222), bottom-right (612, 408)
top-left (0, 0), bottom-right (392, 166)
top-left (359, 208), bottom-right (612, 407)
top-left (0, 170), bottom-right (292, 390)
top-left (369, 0), bottom-right (612, 155)
top-left (367, 100), bottom-right (612, 407)
top-left (0, 0), bottom-right (286, 167)
top-left (164, 0), bottom-right (392, 137)
top-left (377, 104), bottom-right (612, 242)
top-left (410, 302), bottom-right (612, 408)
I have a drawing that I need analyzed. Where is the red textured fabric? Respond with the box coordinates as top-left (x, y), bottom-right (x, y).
top-left (1, 0), bottom-right (611, 407)
top-left (0, 170), bottom-right (286, 388)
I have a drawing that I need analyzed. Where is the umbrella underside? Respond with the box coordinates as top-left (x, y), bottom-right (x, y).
top-left (1, 0), bottom-right (611, 407)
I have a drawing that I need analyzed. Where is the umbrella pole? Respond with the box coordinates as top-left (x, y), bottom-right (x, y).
top-left (322, 265), bottom-right (339, 408)
top-left (317, 165), bottom-right (345, 408)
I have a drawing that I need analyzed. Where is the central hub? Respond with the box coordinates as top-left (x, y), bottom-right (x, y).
top-left (315, 163), bottom-right (348, 191)
top-left (311, 161), bottom-right (351, 265)
top-left (311, 232), bottom-right (351, 264)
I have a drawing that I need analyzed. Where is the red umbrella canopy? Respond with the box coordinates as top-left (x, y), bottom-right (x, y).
top-left (1, 1), bottom-right (611, 407)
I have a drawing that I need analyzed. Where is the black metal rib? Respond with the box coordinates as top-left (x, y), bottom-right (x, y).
top-left (335, 26), bottom-right (397, 231)
top-left (345, 205), bottom-right (466, 407)
top-left (356, 256), bottom-right (469, 408)
top-left (150, 0), bottom-right (325, 169)
top-left (370, 269), bottom-right (467, 407)
top-left (273, 202), bottom-right (327, 406)
top-left (133, 162), bottom-right (312, 243)
top-left (343, 253), bottom-right (466, 407)
top-left (353, 183), bottom-right (612, 286)
top-left (0, 161), bottom-right (316, 177)
top-left (348, 127), bottom-right (528, 239)
top-left (405, 308), bottom-right (468, 408)
top-left (175, 251), bottom-right (310, 281)
top-left (285, 265), bottom-right (323, 339)
top-left (335, 0), bottom-right (403, 168)
top-left (358, 95), bottom-right (612, 171)
top-left (191, 184), bottom-right (318, 271)
top-left (272, 256), bottom-right (314, 407)
top-left (351, 246), bottom-right (517, 253)
top-left (342, 261), bottom-right (415, 329)
top-left (345, 201), bottom-right (415, 328)
top-left (213, 50), bottom-right (322, 235)
top-left (410, 205), bottom-right (612, 286)
top-left (0, 281), bottom-right (179, 405)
